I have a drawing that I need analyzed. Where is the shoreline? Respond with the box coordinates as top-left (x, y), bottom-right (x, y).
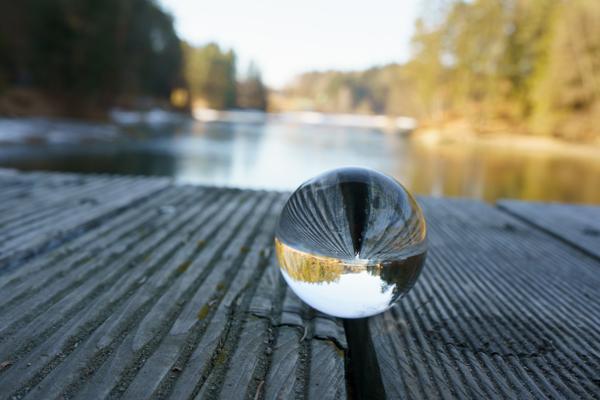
top-left (412, 128), bottom-right (600, 159)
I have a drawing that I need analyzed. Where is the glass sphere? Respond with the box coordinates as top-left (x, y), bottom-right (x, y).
top-left (275, 167), bottom-right (427, 318)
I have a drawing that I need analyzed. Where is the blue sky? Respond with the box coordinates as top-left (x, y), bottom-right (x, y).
top-left (160, 0), bottom-right (422, 87)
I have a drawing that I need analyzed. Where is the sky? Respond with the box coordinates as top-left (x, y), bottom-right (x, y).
top-left (160, 0), bottom-right (422, 88)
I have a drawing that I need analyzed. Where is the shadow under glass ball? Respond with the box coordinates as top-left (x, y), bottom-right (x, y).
top-left (275, 167), bottom-right (427, 319)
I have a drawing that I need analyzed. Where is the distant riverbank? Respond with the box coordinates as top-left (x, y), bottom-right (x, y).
top-left (413, 125), bottom-right (600, 160)
top-left (1, 115), bottom-right (599, 204)
top-left (193, 108), bottom-right (417, 132)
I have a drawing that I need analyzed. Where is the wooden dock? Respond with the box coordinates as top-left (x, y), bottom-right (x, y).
top-left (0, 169), bottom-right (599, 399)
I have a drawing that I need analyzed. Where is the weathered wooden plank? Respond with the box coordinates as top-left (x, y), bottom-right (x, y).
top-left (498, 199), bottom-right (600, 259)
top-left (0, 189), bottom-right (193, 337)
top-left (0, 189), bottom-right (237, 397)
top-left (0, 186), bottom-right (184, 304)
top-left (213, 249), bottom-right (347, 400)
top-left (0, 176), bottom-right (118, 230)
top-left (0, 171), bottom-right (171, 268)
top-left (0, 171), bottom-right (346, 400)
top-left (309, 341), bottom-right (347, 400)
top-left (263, 327), bottom-right (304, 399)
top-left (0, 170), bottom-right (138, 222)
top-left (0, 187), bottom-right (220, 391)
top-left (4, 169), bottom-right (598, 400)
top-left (364, 197), bottom-right (600, 399)
top-left (118, 193), bottom-right (280, 400)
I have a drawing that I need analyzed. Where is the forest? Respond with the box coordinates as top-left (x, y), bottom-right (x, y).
top-left (1, 0), bottom-right (598, 141)
top-left (0, 0), bottom-right (184, 116)
top-left (282, 0), bottom-right (600, 141)
top-left (0, 0), bottom-right (267, 117)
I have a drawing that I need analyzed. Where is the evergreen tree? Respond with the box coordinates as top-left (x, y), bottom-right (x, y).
top-left (183, 42), bottom-right (237, 110)
top-left (236, 62), bottom-right (268, 111)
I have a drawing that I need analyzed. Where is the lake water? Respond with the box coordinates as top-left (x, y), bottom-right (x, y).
top-left (1, 116), bottom-right (599, 204)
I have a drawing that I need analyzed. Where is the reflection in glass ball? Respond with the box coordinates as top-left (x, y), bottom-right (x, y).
top-left (275, 167), bottom-right (427, 318)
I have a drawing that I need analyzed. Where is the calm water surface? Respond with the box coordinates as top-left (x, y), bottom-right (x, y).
top-left (1, 117), bottom-right (599, 204)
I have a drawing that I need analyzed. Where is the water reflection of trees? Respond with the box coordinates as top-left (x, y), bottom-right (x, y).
top-left (276, 239), bottom-right (346, 284)
top-left (405, 142), bottom-right (600, 204)
top-left (370, 253), bottom-right (426, 303)
top-left (275, 238), bottom-right (425, 297)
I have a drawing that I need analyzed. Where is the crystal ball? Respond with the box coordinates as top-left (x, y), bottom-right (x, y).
top-left (275, 167), bottom-right (427, 319)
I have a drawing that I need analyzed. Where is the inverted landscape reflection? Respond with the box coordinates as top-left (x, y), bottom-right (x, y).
top-left (274, 167), bottom-right (427, 318)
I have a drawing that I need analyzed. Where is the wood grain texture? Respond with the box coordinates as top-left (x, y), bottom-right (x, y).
top-left (498, 199), bottom-right (600, 259)
top-left (0, 169), bottom-right (170, 269)
top-left (1, 170), bottom-right (599, 399)
top-left (367, 197), bottom-right (600, 399)
top-left (0, 170), bottom-right (347, 400)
